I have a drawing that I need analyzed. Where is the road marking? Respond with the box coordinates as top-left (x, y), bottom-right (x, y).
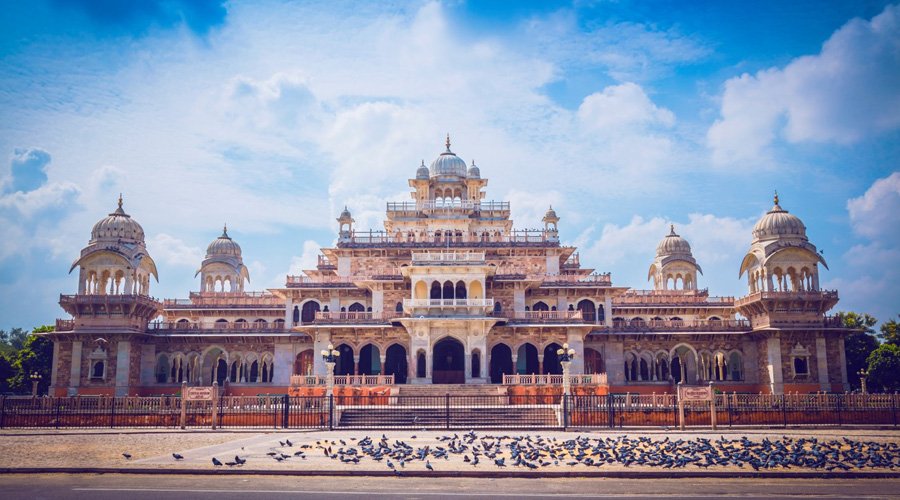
top-left (70, 488), bottom-right (900, 498)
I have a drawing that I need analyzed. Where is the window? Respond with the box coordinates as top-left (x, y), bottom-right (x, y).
top-left (91, 360), bottom-right (105, 380)
top-left (793, 357), bottom-right (809, 377)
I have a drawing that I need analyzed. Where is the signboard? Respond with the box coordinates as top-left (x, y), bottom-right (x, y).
top-left (678, 385), bottom-right (712, 402)
top-left (185, 386), bottom-right (215, 401)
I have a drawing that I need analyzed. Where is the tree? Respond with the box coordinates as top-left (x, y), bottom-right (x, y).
top-left (0, 327), bottom-right (28, 356)
top-left (839, 312), bottom-right (879, 390)
top-left (881, 315), bottom-right (900, 346)
top-left (866, 344), bottom-right (900, 393)
top-left (0, 354), bottom-right (13, 393)
top-left (7, 326), bottom-right (54, 395)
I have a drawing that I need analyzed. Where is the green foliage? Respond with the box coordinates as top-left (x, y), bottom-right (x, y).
top-left (838, 311), bottom-right (880, 391)
top-left (0, 327), bottom-right (28, 355)
top-left (866, 344), bottom-right (900, 393)
top-left (881, 316), bottom-right (900, 346)
top-left (4, 325), bottom-right (54, 395)
top-left (0, 354), bottom-right (13, 393)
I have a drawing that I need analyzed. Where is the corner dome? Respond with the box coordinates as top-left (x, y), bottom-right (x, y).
top-left (429, 135), bottom-right (467, 178)
top-left (467, 160), bottom-right (480, 179)
top-left (543, 206), bottom-right (558, 221)
top-left (752, 193), bottom-right (807, 241)
top-left (416, 160), bottom-right (429, 180)
top-left (90, 195), bottom-right (145, 242)
top-left (206, 225), bottom-right (241, 257)
top-left (656, 225), bottom-right (692, 257)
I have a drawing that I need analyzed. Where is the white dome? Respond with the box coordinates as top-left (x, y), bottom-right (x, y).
top-left (416, 160), bottom-right (430, 179)
top-left (206, 226), bottom-right (242, 257)
top-left (90, 196), bottom-right (145, 242)
top-left (467, 160), bottom-right (480, 179)
top-left (429, 135), bottom-right (467, 178)
top-left (656, 225), bottom-right (692, 257)
top-left (752, 194), bottom-right (807, 241)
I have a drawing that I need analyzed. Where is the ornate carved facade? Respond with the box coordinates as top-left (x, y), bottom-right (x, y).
top-left (46, 138), bottom-right (850, 396)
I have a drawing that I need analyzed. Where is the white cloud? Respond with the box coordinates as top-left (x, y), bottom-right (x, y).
top-left (847, 171), bottom-right (900, 243)
top-left (147, 233), bottom-right (204, 268)
top-left (285, 240), bottom-right (323, 280)
top-left (577, 82), bottom-right (675, 132)
top-left (708, 4), bottom-right (900, 163)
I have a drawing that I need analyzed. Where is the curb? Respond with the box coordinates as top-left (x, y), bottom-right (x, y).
top-left (1, 467), bottom-right (899, 479)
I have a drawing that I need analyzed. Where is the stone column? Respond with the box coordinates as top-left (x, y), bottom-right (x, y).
top-left (815, 335), bottom-right (830, 392)
top-left (353, 356), bottom-right (360, 376)
top-left (325, 361), bottom-right (335, 398)
top-left (604, 297), bottom-right (613, 327)
top-left (561, 361), bottom-right (572, 396)
top-left (115, 340), bottom-right (131, 397)
top-left (464, 352), bottom-right (472, 383)
top-left (766, 335), bottom-right (784, 394)
top-left (511, 354), bottom-right (518, 375)
top-left (313, 330), bottom-right (331, 377)
top-left (139, 345), bottom-right (155, 385)
top-left (372, 288), bottom-right (384, 316)
top-left (537, 354), bottom-right (544, 376)
top-left (566, 328), bottom-right (585, 374)
top-left (69, 340), bottom-right (83, 395)
top-left (513, 287), bottom-right (525, 312)
top-left (273, 342), bottom-right (294, 386)
top-left (50, 341), bottom-right (60, 387)
top-left (605, 340), bottom-right (625, 385)
top-left (838, 336), bottom-right (849, 387)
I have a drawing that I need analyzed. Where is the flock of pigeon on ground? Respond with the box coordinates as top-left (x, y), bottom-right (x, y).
top-left (151, 432), bottom-right (900, 472)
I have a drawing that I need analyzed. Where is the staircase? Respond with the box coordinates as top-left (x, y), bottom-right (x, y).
top-left (336, 385), bottom-right (560, 429)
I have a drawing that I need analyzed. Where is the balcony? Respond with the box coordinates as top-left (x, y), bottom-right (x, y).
top-left (411, 252), bottom-right (485, 264)
top-left (290, 374), bottom-right (394, 386)
top-left (147, 320), bottom-right (289, 334)
top-left (615, 290), bottom-right (734, 306)
top-left (503, 373), bottom-right (607, 385)
top-left (507, 310), bottom-right (584, 323)
top-left (285, 275), bottom-right (356, 288)
top-left (314, 311), bottom-right (400, 324)
top-left (606, 319), bottom-right (750, 333)
top-left (55, 319), bottom-right (75, 332)
top-left (540, 273), bottom-right (612, 287)
top-left (316, 255), bottom-right (335, 270)
top-left (386, 200), bottom-right (510, 217)
top-left (163, 291), bottom-right (283, 309)
top-left (338, 229), bottom-right (558, 248)
top-left (734, 290), bottom-right (839, 308)
top-left (403, 298), bottom-right (494, 311)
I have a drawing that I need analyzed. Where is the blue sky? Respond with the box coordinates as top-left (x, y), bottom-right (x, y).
top-left (1, 0), bottom-right (898, 330)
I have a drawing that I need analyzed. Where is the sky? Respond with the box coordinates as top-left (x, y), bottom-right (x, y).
top-left (0, 0), bottom-right (898, 330)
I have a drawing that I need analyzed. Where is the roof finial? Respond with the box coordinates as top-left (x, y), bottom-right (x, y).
top-left (421, 159), bottom-right (425, 167)
top-left (774, 190), bottom-right (779, 206)
top-left (669, 224), bottom-right (676, 236)
top-left (117, 193), bottom-right (123, 210)
top-left (445, 133), bottom-right (451, 151)
top-left (222, 223), bottom-right (228, 238)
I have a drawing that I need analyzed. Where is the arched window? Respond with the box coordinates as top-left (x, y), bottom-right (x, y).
top-left (455, 281), bottom-right (467, 299)
top-left (532, 301), bottom-right (549, 312)
top-left (442, 281), bottom-right (454, 300)
top-left (728, 352), bottom-right (743, 380)
top-left (292, 306), bottom-right (300, 324)
top-left (91, 360), bottom-right (105, 380)
top-left (301, 301), bottom-right (320, 324)
top-left (471, 351), bottom-right (481, 379)
top-left (493, 301), bottom-right (502, 314)
top-left (430, 282), bottom-right (442, 299)
top-left (348, 302), bottom-right (365, 312)
top-left (416, 351), bottom-right (426, 378)
top-left (793, 357), bottom-right (809, 377)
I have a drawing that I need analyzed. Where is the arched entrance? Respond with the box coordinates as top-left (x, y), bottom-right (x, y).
top-left (584, 348), bottom-right (604, 374)
top-left (577, 299), bottom-right (596, 322)
top-left (359, 344), bottom-right (381, 375)
top-left (300, 301), bottom-right (320, 324)
top-left (294, 349), bottom-right (313, 376)
top-left (516, 343), bottom-right (539, 374)
top-left (432, 337), bottom-right (465, 384)
top-left (384, 344), bottom-right (408, 384)
top-left (543, 343), bottom-right (563, 374)
top-left (490, 344), bottom-right (513, 383)
top-left (335, 344), bottom-right (355, 376)
top-left (215, 358), bottom-right (228, 385)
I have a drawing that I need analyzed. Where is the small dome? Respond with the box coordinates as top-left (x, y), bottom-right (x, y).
top-left (429, 134), bottom-right (467, 178)
top-left (206, 225), bottom-right (241, 257)
top-left (90, 195), bottom-right (145, 242)
top-left (752, 193), bottom-right (807, 241)
top-left (543, 205), bottom-right (558, 221)
top-left (656, 225), bottom-right (692, 256)
top-left (339, 206), bottom-right (352, 220)
top-left (467, 160), bottom-right (480, 178)
top-left (416, 160), bottom-right (429, 180)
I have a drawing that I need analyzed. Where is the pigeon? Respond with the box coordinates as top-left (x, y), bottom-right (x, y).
top-left (286, 439), bottom-right (293, 447)
top-left (235, 455), bottom-right (246, 464)
top-left (172, 453), bottom-right (184, 460)
top-left (122, 453), bottom-right (132, 460)
top-left (425, 460), bottom-right (434, 471)
top-left (212, 457), bottom-right (223, 466)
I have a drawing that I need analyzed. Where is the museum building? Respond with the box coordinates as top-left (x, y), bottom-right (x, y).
top-left (46, 137), bottom-right (850, 397)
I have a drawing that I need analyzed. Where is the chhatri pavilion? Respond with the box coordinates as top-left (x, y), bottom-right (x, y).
top-left (46, 136), bottom-right (850, 397)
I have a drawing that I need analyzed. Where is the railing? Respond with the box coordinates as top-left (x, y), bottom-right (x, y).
top-left (734, 290), bottom-right (839, 307)
top-left (503, 373), bottom-right (607, 385)
top-left (317, 255), bottom-right (335, 268)
top-left (607, 319), bottom-right (750, 332)
top-left (411, 252), bottom-right (485, 264)
top-left (60, 294), bottom-right (160, 304)
top-left (285, 275), bottom-right (355, 287)
top-left (562, 252), bottom-right (580, 268)
top-left (147, 321), bottom-right (288, 332)
top-left (339, 229), bottom-right (558, 247)
top-left (403, 298), bottom-right (494, 309)
top-left (386, 200), bottom-right (510, 213)
top-left (615, 290), bottom-right (734, 306)
top-left (509, 310), bottom-right (583, 322)
top-left (314, 311), bottom-right (399, 323)
top-left (290, 375), bottom-right (394, 386)
top-left (540, 273), bottom-right (612, 286)
top-left (55, 319), bottom-right (74, 331)
top-left (164, 292), bottom-right (283, 308)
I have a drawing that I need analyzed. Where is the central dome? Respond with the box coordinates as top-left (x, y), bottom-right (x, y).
top-left (656, 225), bottom-right (692, 256)
top-left (429, 135), bottom-right (467, 178)
top-left (752, 193), bottom-right (806, 241)
top-left (206, 226), bottom-right (242, 257)
top-left (90, 195), bottom-right (145, 242)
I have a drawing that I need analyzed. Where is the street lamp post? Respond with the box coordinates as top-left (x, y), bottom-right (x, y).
top-left (857, 369), bottom-right (869, 395)
top-left (556, 343), bottom-right (576, 396)
top-left (321, 344), bottom-right (340, 397)
top-left (30, 372), bottom-right (41, 397)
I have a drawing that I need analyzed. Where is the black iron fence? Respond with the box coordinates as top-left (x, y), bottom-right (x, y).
top-left (0, 393), bottom-right (896, 430)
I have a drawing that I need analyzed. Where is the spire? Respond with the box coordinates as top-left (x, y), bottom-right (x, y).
top-left (222, 223), bottom-right (229, 238)
top-left (774, 190), bottom-right (779, 206)
top-left (669, 224), bottom-right (676, 236)
top-left (445, 133), bottom-right (451, 152)
top-left (111, 193), bottom-right (127, 215)
top-left (117, 193), bottom-right (123, 210)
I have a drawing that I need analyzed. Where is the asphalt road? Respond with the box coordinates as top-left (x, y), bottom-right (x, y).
top-left (2, 474), bottom-right (899, 500)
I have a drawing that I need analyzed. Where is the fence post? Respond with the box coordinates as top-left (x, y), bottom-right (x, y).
top-left (445, 393), bottom-right (450, 430)
top-left (781, 394), bottom-right (787, 428)
top-left (328, 394), bottom-right (334, 431)
top-left (211, 382), bottom-right (218, 430)
top-left (837, 393), bottom-right (843, 427)
top-left (562, 394), bottom-right (569, 431)
top-left (709, 389), bottom-right (717, 431)
top-left (55, 397), bottom-right (61, 430)
top-left (282, 394), bottom-right (290, 429)
top-left (109, 397), bottom-right (116, 429)
top-left (0, 395), bottom-right (5, 429)
top-left (180, 382), bottom-right (187, 430)
top-left (893, 393), bottom-right (897, 428)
